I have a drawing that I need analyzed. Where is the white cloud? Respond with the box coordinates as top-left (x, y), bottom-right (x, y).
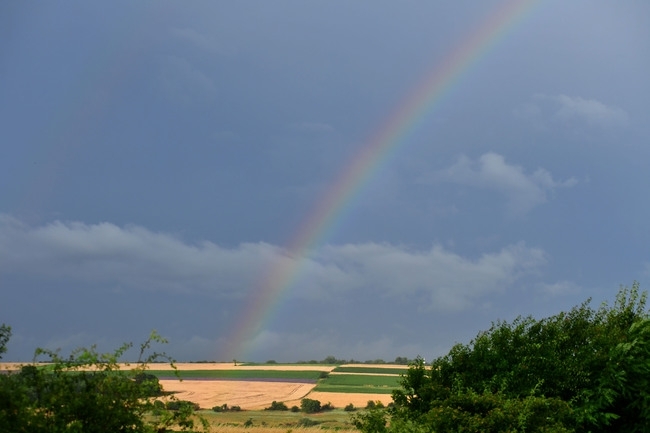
top-left (0, 214), bottom-right (547, 312)
top-left (515, 94), bottom-right (629, 128)
top-left (549, 94), bottom-right (629, 127)
top-left (432, 153), bottom-right (576, 215)
top-left (0, 214), bottom-right (270, 296)
top-left (538, 280), bottom-right (581, 297)
top-left (309, 241), bottom-right (546, 311)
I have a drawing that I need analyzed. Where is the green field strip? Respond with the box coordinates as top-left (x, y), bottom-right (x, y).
top-left (332, 366), bottom-right (407, 375)
top-left (313, 373), bottom-right (401, 394)
top-left (146, 369), bottom-right (324, 381)
top-left (319, 374), bottom-right (401, 387)
top-left (312, 384), bottom-right (397, 394)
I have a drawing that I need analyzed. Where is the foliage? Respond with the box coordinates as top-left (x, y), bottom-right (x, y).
top-left (344, 403), bottom-right (356, 412)
top-left (296, 417), bottom-right (321, 427)
top-left (300, 398), bottom-right (322, 413)
top-left (355, 283), bottom-right (650, 433)
top-left (0, 323), bottom-right (10, 360)
top-left (352, 407), bottom-right (388, 433)
top-left (265, 400), bottom-right (289, 411)
top-left (212, 403), bottom-right (242, 412)
top-left (0, 330), bottom-right (207, 433)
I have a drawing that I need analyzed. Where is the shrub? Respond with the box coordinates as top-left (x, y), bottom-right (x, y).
top-left (266, 400), bottom-right (289, 411)
top-left (212, 403), bottom-right (228, 412)
top-left (352, 408), bottom-right (388, 433)
top-left (301, 398), bottom-right (321, 413)
top-left (166, 399), bottom-right (200, 411)
top-left (361, 283), bottom-right (650, 433)
top-left (321, 402), bottom-right (334, 411)
top-left (290, 405), bottom-right (300, 412)
top-left (297, 418), bottom-right (320, 427)
top-left (344, 403), bottom-right (356, 412)
top-left (0, 330), bottom-right (208, 433)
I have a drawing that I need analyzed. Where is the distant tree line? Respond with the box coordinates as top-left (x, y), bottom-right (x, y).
top-left (291, 355), bottom-right (415, 365)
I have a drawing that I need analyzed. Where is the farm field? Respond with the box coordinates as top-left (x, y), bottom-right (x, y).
top-left (153, 363), bottom-right (403, 410)
top-left (198, 408), bottom-right (359, 432)
top-left (0, 362), bottom-right (403, 415)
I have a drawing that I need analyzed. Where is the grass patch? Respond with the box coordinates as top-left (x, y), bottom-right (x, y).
top-left (314, 374), bottom-right (401, 394)
top-left (200, 408), bottom-right (355, 430)
top-left (332, 366), bottom-right (407, 375)
top-left (147, 369), bottom-right (324, 381)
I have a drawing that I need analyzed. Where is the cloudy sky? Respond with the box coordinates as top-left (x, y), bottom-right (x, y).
top-left (2, 1), bottom-right (650, 363)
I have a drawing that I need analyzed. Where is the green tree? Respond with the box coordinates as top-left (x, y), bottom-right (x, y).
top-left (0, 330), bottom-right (208, 433)
top-left (0, 323), bottom-right (10, 360)
top-left (357, 283), bottom-right (650, 433)
top-left (300, 398), bottom-right (321, 413)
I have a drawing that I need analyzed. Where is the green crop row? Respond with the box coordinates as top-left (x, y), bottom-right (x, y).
top-left (332, 366), bottom-right (407, 375)
top-left (314, 373), bottom-right (401, 394)
top-left (313, 384), bottom-right (397, 394)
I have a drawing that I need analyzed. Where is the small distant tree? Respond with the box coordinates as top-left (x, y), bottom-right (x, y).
top-left (301, 398), bottom-right (321, 413)
top-left (344, 403), bottom-right (356, 412)
top-left (265, 400), bottom-right (288, 411)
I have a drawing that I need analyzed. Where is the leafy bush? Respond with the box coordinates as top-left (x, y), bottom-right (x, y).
top-left (212, 403), bottom-right (228, 412)
top-left (0, 323), bottom-right (10, 360)
top-left (265, 400), bottom-right (289, 411)
top-left (0, 330), bottom-right (208, 433)
top-left (165, 399), bottom-right (200, 411)
top-left (355, 283), bottom-right (650, 433)
top-left (344, 403), bottom-right (356, 412)
top-left (297, 417), bottom-right (321, 427)
top-left (290, 405), bottom-right (300, 412)
top-left (301, 397), bottom-right (321, 413)
top-left (352, 408), bottom-right (388, 433)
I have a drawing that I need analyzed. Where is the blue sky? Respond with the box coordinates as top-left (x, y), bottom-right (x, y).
top-left (2, 0), bottom-right (650, 362)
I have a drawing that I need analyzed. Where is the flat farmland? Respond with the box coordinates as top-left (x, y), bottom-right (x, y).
top-left (0, 362), bottom-right (406, 412)
top-left (149, 363), bottom-right (405, 410)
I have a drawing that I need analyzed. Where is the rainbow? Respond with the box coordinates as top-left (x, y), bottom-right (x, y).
top-left (222, 0), bottom-right (539, 361)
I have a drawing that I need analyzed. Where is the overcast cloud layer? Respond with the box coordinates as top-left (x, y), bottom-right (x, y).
top-left (2, 1), bottom-right (650, 362)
